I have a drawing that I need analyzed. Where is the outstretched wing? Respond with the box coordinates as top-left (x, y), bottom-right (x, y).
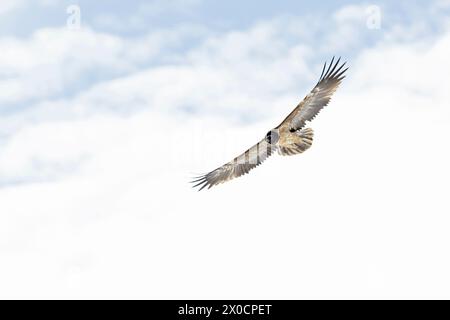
top-left (191, 139), bottom-right (276, 191)
top-left (279, 57), bottom-right (348, 132)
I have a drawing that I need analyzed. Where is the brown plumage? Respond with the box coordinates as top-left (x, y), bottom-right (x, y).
top-left (192, 57), bottom-right (348, 191)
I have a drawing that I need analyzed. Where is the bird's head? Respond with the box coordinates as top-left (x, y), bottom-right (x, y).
top-left (265, 129), bottom-right (279, 145)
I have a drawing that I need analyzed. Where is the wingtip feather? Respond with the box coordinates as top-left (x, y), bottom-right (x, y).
top-left (318, 57), bottom-right (348, 83)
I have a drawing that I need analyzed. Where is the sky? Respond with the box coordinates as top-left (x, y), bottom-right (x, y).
top-left (1, 0), bottom-right (450, 299)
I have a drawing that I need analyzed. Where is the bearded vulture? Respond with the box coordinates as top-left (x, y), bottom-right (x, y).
top-left (192, 57), bottom-right (348, 190)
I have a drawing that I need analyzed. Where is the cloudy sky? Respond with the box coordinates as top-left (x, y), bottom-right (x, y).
top-left (1, 0), bottom-right (450, 299)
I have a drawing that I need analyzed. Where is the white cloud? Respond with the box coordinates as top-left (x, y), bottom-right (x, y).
top-left (0, 28), bottom-right (127, 104)
top-left (0, 0), bottom-right (59, 15)
top-left (94, 0), bottom-right (203, 32)
top-left (1, 2), bottom-right (450, 299)
top-left (0, 24), bottom-right (207, 106)
top-left (435, 0), bottom-right (450, 8)
top-left (0, 0), bottom-right (24, 15)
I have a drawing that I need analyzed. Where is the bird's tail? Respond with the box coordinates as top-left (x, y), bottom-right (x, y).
top-left (278, 128), bottom-right (314, 156)
top-left (295, 127), bottom-right (314, 152)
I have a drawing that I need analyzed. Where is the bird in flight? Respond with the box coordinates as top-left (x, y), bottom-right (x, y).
top-left (192, 57), bottom-right (348, 191)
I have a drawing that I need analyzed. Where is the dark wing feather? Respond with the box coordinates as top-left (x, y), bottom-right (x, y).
top-left (191, 139), bottom-right (276, 191)
top-left (279, 57), bottom-right (348, 131)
